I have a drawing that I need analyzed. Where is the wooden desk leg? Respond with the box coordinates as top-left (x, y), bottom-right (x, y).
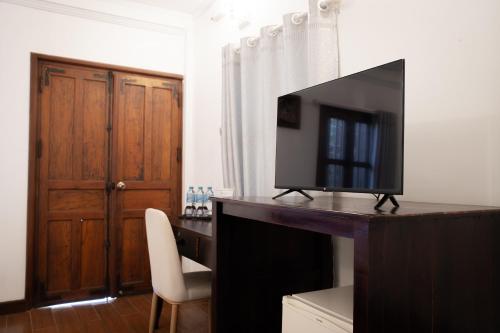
top-left (208, 299), bottom-right (212, 333)
top-left (353, 225), bottom-right (369, 333)
top-left (353, 223), bottom-right (384, 333)
top-left (211, 202), bottom-right (221, 333)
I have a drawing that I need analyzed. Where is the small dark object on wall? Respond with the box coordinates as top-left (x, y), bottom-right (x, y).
top-left (278, 94), bottom-right (301, 129)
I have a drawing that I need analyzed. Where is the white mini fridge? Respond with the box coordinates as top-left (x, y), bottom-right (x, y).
top-left (282, 286), bottom-right (353, 333)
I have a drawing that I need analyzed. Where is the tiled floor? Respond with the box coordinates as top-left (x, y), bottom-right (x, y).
top-left (0, 293), bottom-right (209, 333)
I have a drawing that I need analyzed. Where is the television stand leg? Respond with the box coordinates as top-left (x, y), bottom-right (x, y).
top-left (272, 189), bottom-right (313, 200)
top-left (374, 194), bottom-right (399, 210)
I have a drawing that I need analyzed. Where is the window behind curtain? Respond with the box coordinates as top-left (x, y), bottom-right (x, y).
top-left (317, 106), bottom-right (376, 189)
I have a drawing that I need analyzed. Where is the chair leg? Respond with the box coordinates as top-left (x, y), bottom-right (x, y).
top-left (155, 296), bottom-right (164, 329)
top-left (208, 299), bottom-right (212, 333)
top-left (170, 303), bottom-right (179, 333)
top-left (149, 293), bottom-right (159, 333)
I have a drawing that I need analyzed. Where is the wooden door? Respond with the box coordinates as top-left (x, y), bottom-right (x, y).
top-left (111, 73), bottom-right (182, 294)
top-left (37, 62), bottom-right (111, 303)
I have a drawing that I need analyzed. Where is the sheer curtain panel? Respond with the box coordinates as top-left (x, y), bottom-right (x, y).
top-left (221, 0), bottom-right (340, 196)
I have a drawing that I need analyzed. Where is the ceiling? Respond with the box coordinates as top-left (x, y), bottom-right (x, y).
top-left (127, 0), bottom-right (216, 15)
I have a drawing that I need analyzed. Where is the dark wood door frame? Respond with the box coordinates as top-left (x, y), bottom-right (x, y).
top-left (25, 53), bottom-right (183, 310)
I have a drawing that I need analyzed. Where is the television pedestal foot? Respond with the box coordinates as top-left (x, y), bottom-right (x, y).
top-left (272, 189), bottom-right (314, 200)
top-left (374, 194), bottom-right (399, 210)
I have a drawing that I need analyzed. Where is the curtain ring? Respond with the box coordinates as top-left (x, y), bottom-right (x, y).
top-left (291, 12), bottom-right (307, 25)
top-left (318, 0), bottom-right (332, 12)
top-left (319, 0), bottom-right (341, 13)
top-left (246, 37), bottom-right (258, 47)
top-left (268, 25), bottom-right (283, 37)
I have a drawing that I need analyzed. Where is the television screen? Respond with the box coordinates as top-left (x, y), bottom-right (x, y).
top-left (275, 60), bottom-right (405, 194)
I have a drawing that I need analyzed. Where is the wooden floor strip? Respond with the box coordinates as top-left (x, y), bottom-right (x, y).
top-left (30, 307), bottom-right (55, 329)
top-left (0, 293), bottom-right (208, 333)
top-left (127, 294), bottom-right (151, 315)
top-left (110, 297), bottom-right (137, 316)
top-left (73, 304), bottom-right (100, 323)
top-left (52, 306), bottom-right (84, 333)
top-left (94, 302), bottom-right (136, 333)
top-left (6, 311), bottom-right (32, 333)
top-left (121, 312), bottom-right (149, 333)
top-left (33, 327), bottom-right (59, 333)
top-left (81, 319), bottom-right (107, 333)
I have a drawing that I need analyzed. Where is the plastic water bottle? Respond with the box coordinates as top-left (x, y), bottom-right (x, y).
top-left (195, 186), bottom-right (205, 217)
top-left (184, 186), bottom-right (195, 217)
top-left (206, 186), bottom-right (214, 216)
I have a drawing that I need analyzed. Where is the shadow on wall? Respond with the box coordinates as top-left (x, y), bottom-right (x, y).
top-left (332, 236), bottom-right (354, 287)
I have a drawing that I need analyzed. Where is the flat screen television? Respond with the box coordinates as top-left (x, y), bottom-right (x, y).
top-left (275, 59), bottom-right (405, 196)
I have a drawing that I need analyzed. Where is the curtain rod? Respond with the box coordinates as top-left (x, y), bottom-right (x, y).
top-left (232, 0), bottom-right (341, 52)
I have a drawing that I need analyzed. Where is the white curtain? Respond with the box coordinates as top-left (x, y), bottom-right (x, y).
top-left (222, 0), bottom-right (340, 196)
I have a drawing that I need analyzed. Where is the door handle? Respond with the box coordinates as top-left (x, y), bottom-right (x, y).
top-left (116, 181), bottom-right (127, 190)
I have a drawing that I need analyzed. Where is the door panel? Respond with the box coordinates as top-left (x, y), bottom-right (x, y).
top-left (123, 84), bottom-right (146, 181)
top-left (122, 190), bottom-right (171, 210)
top-left (80, 219), bottom-right (106, 289)
top-left (37, 62), bottom-right (110, 303)
top-left (120, 218), bottom-right (148, 285)
top-left (151, 87), bottom-right (173, 181)
top-left (48, 190), bottom-right (104, 211)
top-left (82, 80), bottom-right (107, 180)
top-left (112, 73), bottom-right (182, 294)
top-left (48, 76), bottom-right (75, 180)
top-left (46, 220), bottom-right (72, 293)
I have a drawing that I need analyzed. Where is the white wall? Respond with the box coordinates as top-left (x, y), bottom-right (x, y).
top-left (339, 0), bottom-right (500, 206)
top-left (0, 0), bottom-right (192, 302)
top-left (190, 0), bottom-right (500, 207)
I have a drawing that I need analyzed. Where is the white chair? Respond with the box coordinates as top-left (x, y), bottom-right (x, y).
top-left (145, 208), bottom-right (211, 333)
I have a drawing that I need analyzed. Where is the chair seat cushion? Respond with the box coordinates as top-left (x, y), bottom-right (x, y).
top-left (184, 271), bottom-right (212, 301)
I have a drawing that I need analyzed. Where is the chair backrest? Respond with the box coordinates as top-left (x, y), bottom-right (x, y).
top-left (145, 208), bottom-right (187, 302)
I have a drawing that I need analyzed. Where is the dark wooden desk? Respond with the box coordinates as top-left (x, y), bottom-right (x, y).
top-left (171, 218), bottom-right (213, 269)
top-left (211, 196), bottom-right (500, 333)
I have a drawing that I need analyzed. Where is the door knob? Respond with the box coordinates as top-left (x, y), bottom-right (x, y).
top-left (116, 181), bottom-right (127, 190)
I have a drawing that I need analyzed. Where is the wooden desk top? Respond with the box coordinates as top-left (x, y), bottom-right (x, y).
top-left (214, 195), bottom-right (500, 218)
top-left (171, 217), bottom-right (212, 237)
